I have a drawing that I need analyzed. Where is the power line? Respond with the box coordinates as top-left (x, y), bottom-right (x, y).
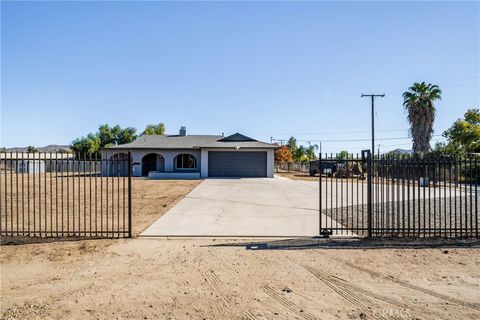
top-left (274, 135), bottom-right (442, 143)
top-left (253, 127), bottom-right (446, 136)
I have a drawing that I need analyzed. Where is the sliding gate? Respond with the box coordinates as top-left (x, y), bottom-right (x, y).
top-left (319, 151), bottom-right (479, 238)
top-left (0, 152), bottom-right (132, 239)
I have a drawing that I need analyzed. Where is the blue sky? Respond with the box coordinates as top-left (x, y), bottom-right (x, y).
top-left (1, 1), bottom-right (479, 153)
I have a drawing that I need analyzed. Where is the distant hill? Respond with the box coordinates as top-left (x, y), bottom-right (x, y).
top-left (4, 145), bottom-right (71, 152)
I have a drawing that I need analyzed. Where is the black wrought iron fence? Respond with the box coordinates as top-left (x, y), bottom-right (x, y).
top-left (0, 152), bottom-right (132, 239)
top-left (319, 151), bottom-right (479, 238)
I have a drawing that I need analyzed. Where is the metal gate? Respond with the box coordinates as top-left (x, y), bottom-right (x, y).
top-left (0, 151), bottom-right (132, 239)
top-left (319, 151), bottom-right (479, 238)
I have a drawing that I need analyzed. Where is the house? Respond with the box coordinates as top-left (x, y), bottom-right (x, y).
top-left (101, 127), bottom-right (278, 178)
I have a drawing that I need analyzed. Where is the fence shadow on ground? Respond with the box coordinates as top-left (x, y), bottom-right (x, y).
top-left (208, 237), bottom-right (480, 251)
top-left (0, 236), bottom-right (117, 246)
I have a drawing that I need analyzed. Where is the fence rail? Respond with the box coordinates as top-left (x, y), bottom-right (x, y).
top-left (0, 152), bottom-right (132, 239)
top-left (319, 151), bottom-right (479, 238)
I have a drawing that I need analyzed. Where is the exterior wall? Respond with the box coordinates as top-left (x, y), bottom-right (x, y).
top-left (266, 149), bottom-right (274, 178)
top-left (101, 149), bottom-right (201, 177)
top-left (200, 148), bottom-right (274, 178)
top-left (200, 149), bottom-right (209, 178)
top-left (102, 148), bottom-right (274, 178)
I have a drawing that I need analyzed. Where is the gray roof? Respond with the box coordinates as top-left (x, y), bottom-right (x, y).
top-left (104, 133), bottom-right (278, 150)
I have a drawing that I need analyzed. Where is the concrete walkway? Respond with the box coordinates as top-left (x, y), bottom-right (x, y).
top-left (141, 177), bottom-right (340, 237)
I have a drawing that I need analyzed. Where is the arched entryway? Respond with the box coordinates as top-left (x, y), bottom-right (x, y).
top-left (142, 153), bottom-right (165, 176)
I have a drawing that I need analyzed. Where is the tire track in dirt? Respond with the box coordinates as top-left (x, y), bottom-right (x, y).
top-left (242, 310), bottom-right (257, 320)
top-left (198, 250), bottom-right (271, 319)
top-left (341, 260), bottom-right (480, 312)
top-left (201, 268), bottom-right (232, 315)
top-left (302, 264), bottom-right (453, 320)
top-left (262, 284), bottom-right (321, 320)
top-left (300, 265), bottom-right (386, 320)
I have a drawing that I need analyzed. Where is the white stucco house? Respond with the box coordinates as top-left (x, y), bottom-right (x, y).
top-left (101, 127), bottom-right (278, 179)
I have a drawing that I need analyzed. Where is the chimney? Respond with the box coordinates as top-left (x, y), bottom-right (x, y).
top-left (179, 126), bottom-right (187, 136)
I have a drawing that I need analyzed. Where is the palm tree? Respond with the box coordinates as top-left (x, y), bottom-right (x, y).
top-left (294, 145), bottom-right (307, 162)
top-left (287, 136), bottom-right (297, 151)
top-left (305, 144), bottom-right (319, 161)
top-left (402, 82), bottom-right (442, 153)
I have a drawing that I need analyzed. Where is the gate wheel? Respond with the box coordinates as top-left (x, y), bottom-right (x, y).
top-left (320, 228), bottom-right (332, 238)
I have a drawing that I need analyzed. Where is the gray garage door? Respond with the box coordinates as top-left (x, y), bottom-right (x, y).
top-left (208, 151), bottom-right (267, 177)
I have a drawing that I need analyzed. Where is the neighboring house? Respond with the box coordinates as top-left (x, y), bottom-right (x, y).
top-left (101, 127), bottom-right (278, 178)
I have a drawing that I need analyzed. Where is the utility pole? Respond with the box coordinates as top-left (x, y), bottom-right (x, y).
top-left (271, 138), bottom-right (286, 146)
top-left (361, 93), bottom-right (385, 160)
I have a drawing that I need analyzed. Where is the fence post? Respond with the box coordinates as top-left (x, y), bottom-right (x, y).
top-left (319, 153), bottom-right (322, 235)
top-left (363, 150), bottom-right (373, 237)
top-left (128, 151), bottom-right (132, 238)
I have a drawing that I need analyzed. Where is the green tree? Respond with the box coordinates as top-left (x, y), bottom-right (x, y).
top-left (336, 150), bottom-right (350, 160)
top-left (26, 146), bottom-right (38, 153)
top-left (442, 108), bottom-right (480, 154)
top-left (305, 144), bottom-right (318, 161)
top-left (98, 124), bottom-right (115, 147)
top-left (402, 82), bottom-right (442, 153)
top-left (71, 133), bottom-right (101, 156)
top-left (118, 127), bottom-right (138, 144)
top-left (98, 124), bottom-right (137, 146)
top-left (293, 145), bottom-right (307, 162)
top-left (287, 136), bottom-right (297, 151)
top-left (143, 123), bottom-right (166, 135)
top-left (71, 124), bottom-right (138, 156)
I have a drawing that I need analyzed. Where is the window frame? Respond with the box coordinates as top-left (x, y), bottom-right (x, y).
top-left (174, 154), bottom-right (197, 170)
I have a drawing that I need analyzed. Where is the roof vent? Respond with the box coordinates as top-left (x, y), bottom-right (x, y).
top-left (179, 126), bottom-right (187, 136)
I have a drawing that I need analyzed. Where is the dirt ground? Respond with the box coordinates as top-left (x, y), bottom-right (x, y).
top-left (1, 237), bottom-right (480, 320)
top-left (276, 171), bottom-right (319, 181)
top-left (1, 176), bottom-right (201, 238)
top-left (129, 179), bottom-right (201, 235)
top-left (2, 178), bottom-right (480, 320)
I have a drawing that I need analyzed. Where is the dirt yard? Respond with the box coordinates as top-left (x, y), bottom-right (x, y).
top-left (1, 176), bottom-right (201, 239)
top-left (1, 237), bottom-right (480, 320)
top-left (129, 179), bottom-right (201, 235)
top-left (2, 179), bottom-right (480, 320)
top-left (276, 171), bottom-right (319, 181)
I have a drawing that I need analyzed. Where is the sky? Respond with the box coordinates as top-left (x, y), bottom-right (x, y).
top-left (1, 1), bottom-right (479, 153)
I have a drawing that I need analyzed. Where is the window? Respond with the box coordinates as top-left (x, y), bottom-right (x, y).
top-left (175, 154), bottom-right (197, 169)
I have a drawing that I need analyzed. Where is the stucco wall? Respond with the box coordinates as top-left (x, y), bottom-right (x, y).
top-left (102, 148), bottom-right (274, 178)
top-left (101, 149), bottom-right (201, 177)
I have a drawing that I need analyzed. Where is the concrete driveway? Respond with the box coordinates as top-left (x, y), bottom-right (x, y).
top-left (141, 177), bottom-right (337, 237)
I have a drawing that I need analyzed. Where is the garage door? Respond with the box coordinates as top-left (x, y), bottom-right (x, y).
top-left (208, 151), bottom-right (267, 177)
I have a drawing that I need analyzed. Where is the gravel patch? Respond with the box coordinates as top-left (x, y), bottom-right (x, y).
top-left (323, 196), bottom-right (479, 237)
